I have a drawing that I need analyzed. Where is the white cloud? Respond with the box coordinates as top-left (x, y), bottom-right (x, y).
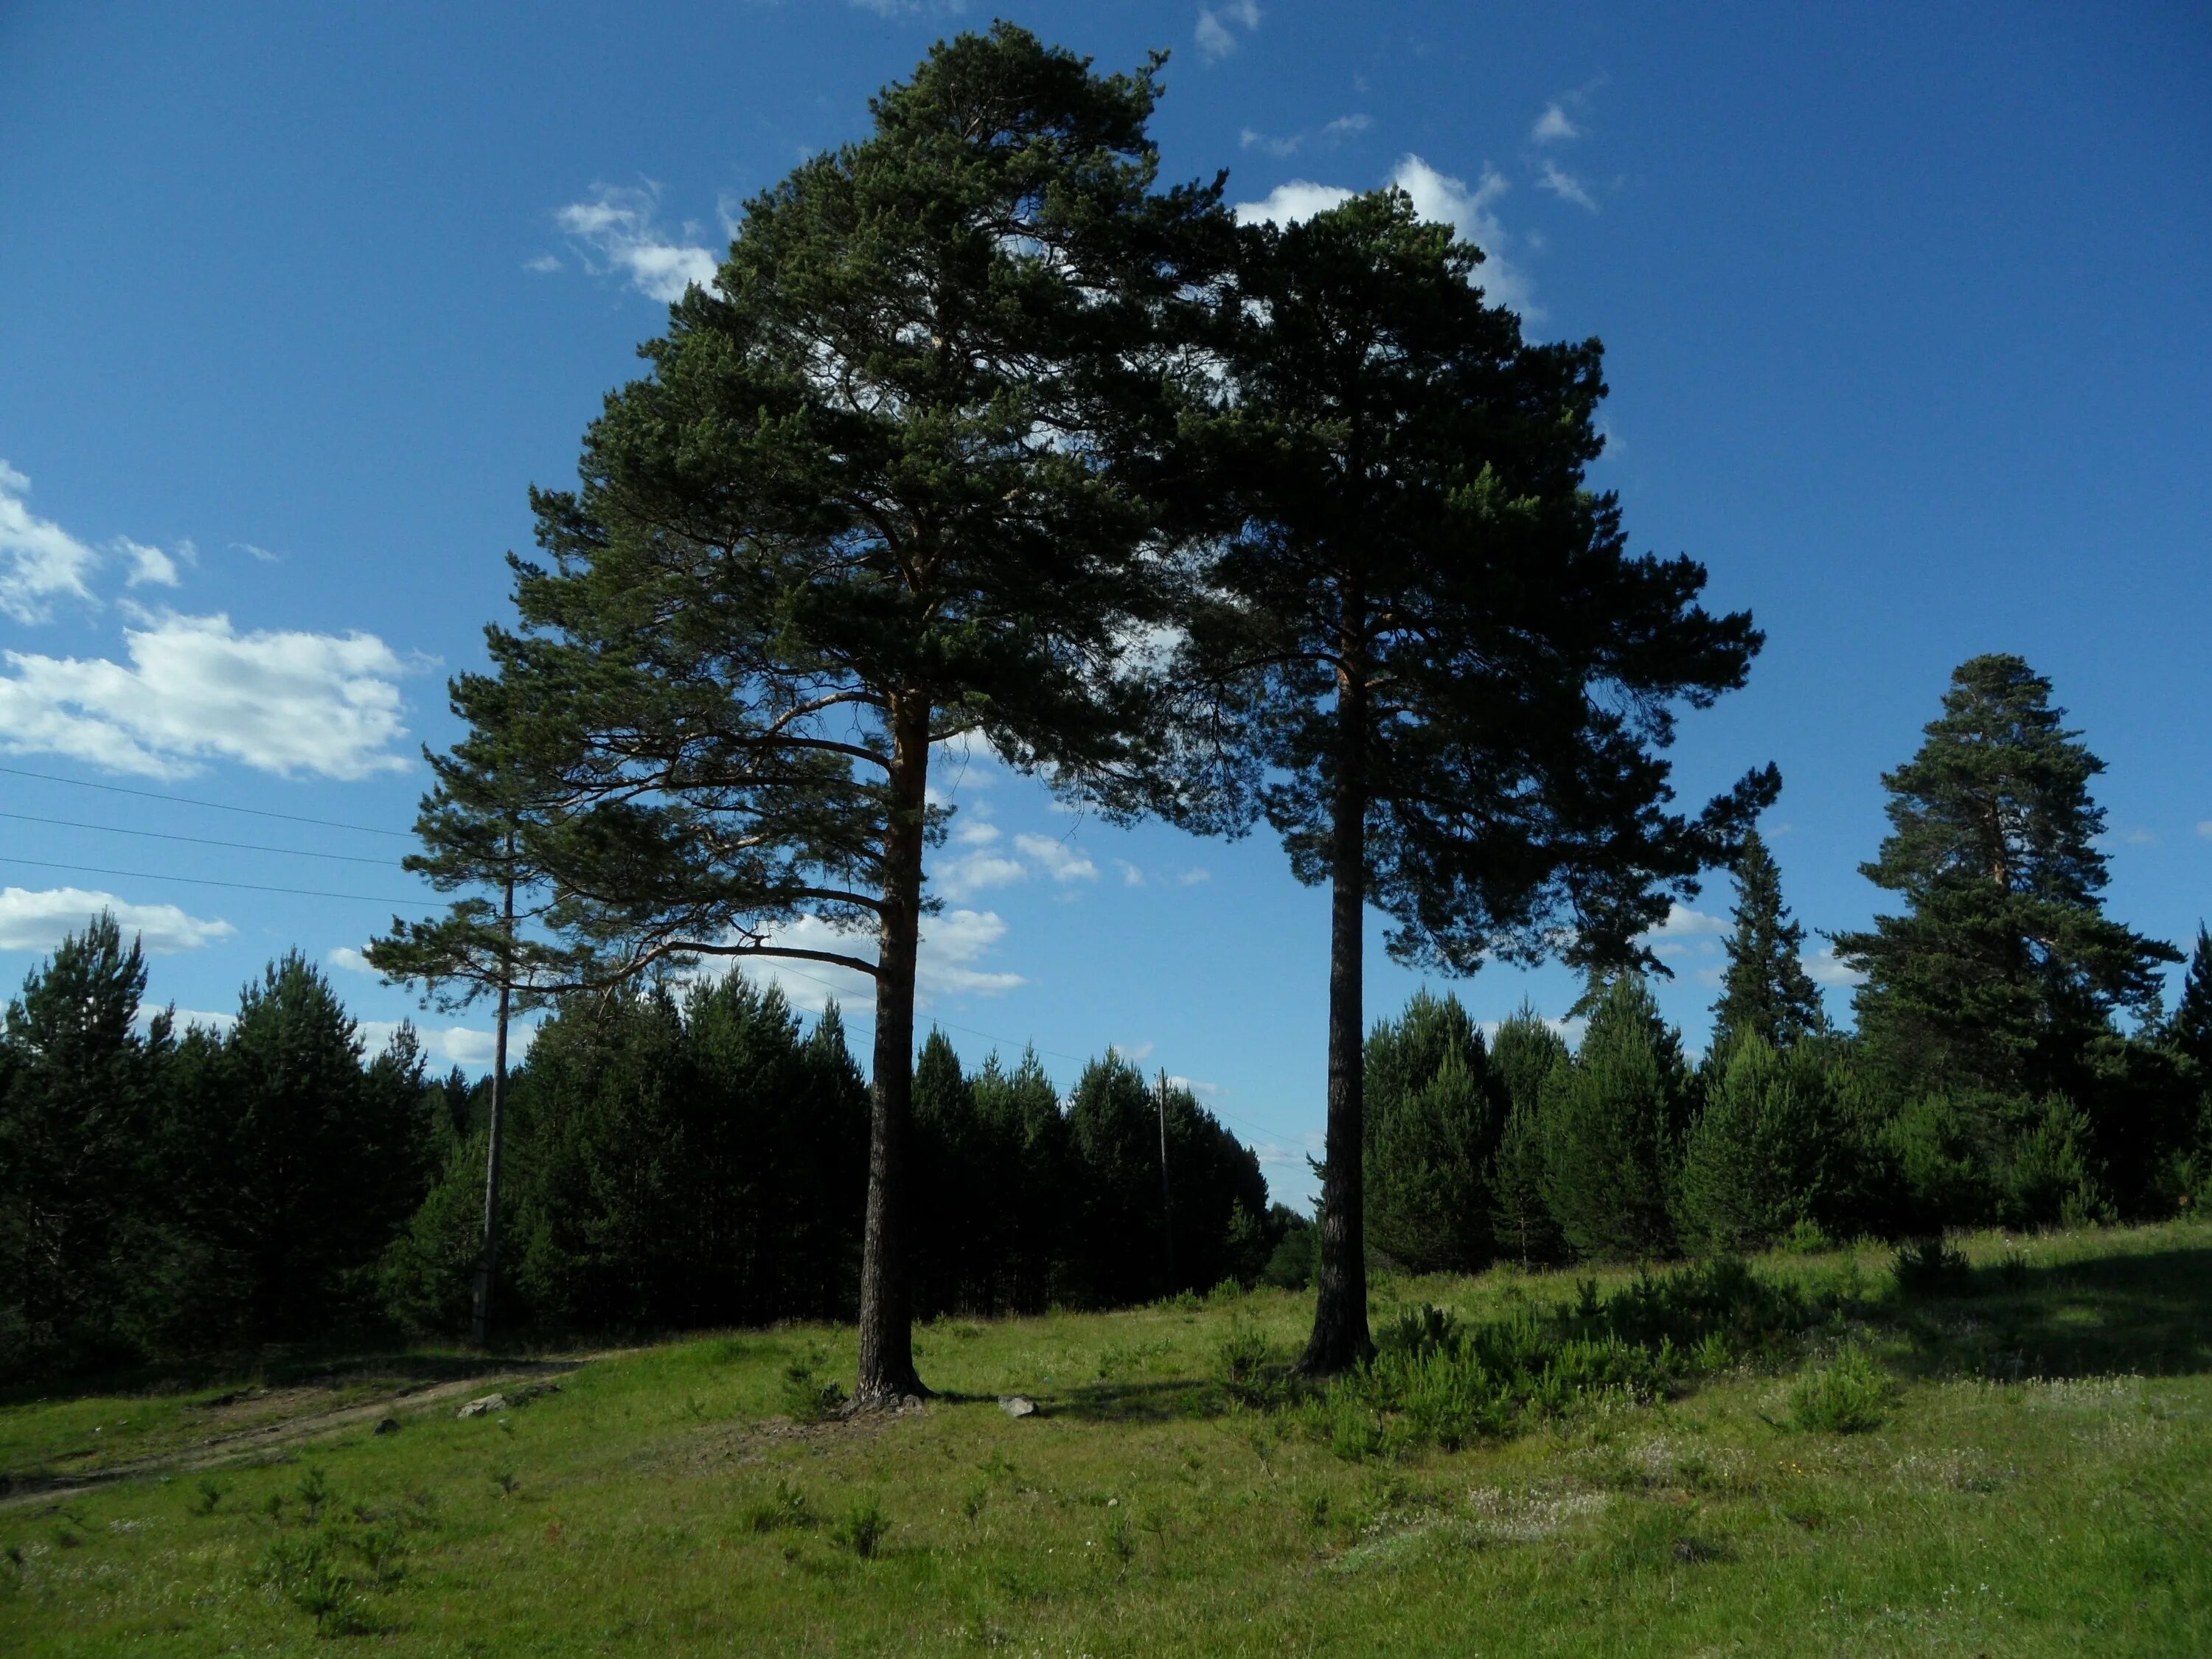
top-left (1641, 902), bottom-right (1728, 942)
top-left (1113, 859), bottom-right (1146, 888)
top-left (1013, 832), bottom-right (1096, 883)
top-left (232, 541), bottom-right (285, 564)
top-left (1195, 0), bottom-right (1259, 61)
top-left (734, 906), bottom-right (1023, 1016)
top-left (1240, 128), bottom-right (1302, 159)
top-left (1167, 1074), bottom-right (1223, 1097)
top-left (1804, 944), bottom-right (1867, 988)
top-left (0, 886), bottom-right (233, 956)
top-left (1231, 154), bottom-right (1540, 319)
top-left (1388, 155), bottom-right (1540, 318)
top-left (1115, 1039), bottom-right (1155, 1062)
top-left (1530, 102), bottom-right (1580, 144)
top-left (119, 538), bottom-right (183, 588)
top-left (1231, 180), bottom-right (1356, 228)
top-left (556, 185), bottom-right (719, 304)
top-left (1480, 1013), bottom-right (1587, 1048)
top-left (2197, 820), bottom-right (2212, 838)
top-left (358, 1018), bottom-right (535, 1069)
top-left (0, 611), bottom-right (414, 779)
top-left (0, 460), bottom-right (100, 624)
top-left (1536, 159), bottom-right (1597, 212)
top-left (1177, 867), bottom-right (1211, 886)
top-left (1324, 114), bottom-right (1372, 138)
top-left (327, 945), bottom-right (376, 975)
top-left (936, 849), bottom-right (1028, 898)
top-left (523, 254), bottom-right (562, 274)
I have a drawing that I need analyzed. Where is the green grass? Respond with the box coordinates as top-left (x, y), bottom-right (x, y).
top-left (6, 1221), bottom-right (2212, 1654)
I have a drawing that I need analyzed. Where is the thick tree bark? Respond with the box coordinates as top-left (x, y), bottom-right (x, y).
top-left (855, 692), bottom-right (931, 1408)
top-left (1301, 663), bottom-right (1376, 1376)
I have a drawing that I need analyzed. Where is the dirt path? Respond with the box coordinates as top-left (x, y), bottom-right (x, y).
top-left (1, 1357), bottom-right (599, 1511)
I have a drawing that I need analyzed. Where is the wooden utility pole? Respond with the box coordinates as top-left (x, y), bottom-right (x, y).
top-left (1155, 1068), bottom-right (1176, 1296)
top-left (470, 847), bottom-right (516, 1348)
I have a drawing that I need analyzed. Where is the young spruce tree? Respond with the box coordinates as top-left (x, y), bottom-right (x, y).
top-left (1709, 829), bottom-right (1826, 1055)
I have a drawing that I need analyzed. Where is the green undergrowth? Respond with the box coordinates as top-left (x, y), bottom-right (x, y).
top-left (5, 1220), bottom-right (2212, 1655)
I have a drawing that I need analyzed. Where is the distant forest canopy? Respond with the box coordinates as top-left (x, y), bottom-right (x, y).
top-left (4, 650), bottom-right (2210, 1388)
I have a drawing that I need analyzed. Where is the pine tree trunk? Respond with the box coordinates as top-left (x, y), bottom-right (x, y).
top-left (1301, 663), bottom-right (1375, 1376)
top-left (855, 693), bottom-right (931, 1408)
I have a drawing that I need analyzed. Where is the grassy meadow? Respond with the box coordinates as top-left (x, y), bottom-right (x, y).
top-left (5, 1221), bottom-right (2211, 1656)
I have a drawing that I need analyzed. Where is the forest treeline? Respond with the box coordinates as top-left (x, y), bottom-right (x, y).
top-left (0, 933), bottom-right (1287, 1386)
top-left (7, 650), bottom-right (2209, 1388)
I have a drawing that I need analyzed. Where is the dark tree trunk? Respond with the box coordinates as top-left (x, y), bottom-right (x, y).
top-left (855, 693), bottom-right (931, 1408)
top-left (1301, 663), bottom-right (1375, 1376)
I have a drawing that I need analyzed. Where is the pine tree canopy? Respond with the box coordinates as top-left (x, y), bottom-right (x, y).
top-left (1169, 189), bottom-right (1776, 974)
top-left (1711, 828), bottom-right (1826, 1054)
top-left (1835, 654), bottom-right (2178, 1095)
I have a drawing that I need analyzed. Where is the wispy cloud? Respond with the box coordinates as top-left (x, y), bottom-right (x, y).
top-left (1013, 832), bottom-right (1097, 883)
top-left (556, 184), bottom-right (719, 304)
top-left (0, 611), bottom-right (417, 779)
top-left (1324, 114), bottom-right (1372, 138)
top-left (1530, 101), bottom-right (1580, 144)
top-left (0, 461), bottom-right (100, 624)
top-left (1196, 0), bottom-right (1260, 62)
top-left (732, 907), bottom-right (1023, 1015)
top-left (232, 541), bottom-right (285, 565)
top-left (0, 886), bottom-right (232, 956)
top-left (119, 537), bottom-right (185, 588)
top-left (1536, 159), bottom-right (1597, 212)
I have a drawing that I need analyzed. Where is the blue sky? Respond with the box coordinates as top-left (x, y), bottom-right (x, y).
top-left (2, 1), bottom-right (2208, 1206)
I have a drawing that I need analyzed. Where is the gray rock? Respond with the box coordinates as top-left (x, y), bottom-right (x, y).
top-left (373, 1416), bottom-right (401, 1436)
top-left (455, 1394), bottom-right (509, 1419)
top-left (998, 1394), bottom-right (1037, 1419)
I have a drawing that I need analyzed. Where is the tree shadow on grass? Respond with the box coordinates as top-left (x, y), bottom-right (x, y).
top-left (1029, 1379), bottom-right (1234, 1425)
top-left (1888, 1246), bottom-right (2212, 1382)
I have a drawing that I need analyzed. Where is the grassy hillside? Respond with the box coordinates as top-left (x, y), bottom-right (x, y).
top-left (5, 1221), bottom-right (2211, 1655)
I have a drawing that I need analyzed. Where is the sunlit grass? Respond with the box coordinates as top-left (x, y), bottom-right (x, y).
top-left (5, 1221), bottom-right (2212, 1655)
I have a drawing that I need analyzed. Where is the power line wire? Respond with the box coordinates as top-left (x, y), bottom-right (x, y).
top-left (0, 810), bottom-right (402, 866)
top-left (0, 763), bottom-right (412, 838)
top-left (0, 855), bottom-right (422, 906)
top-left (0, 811), bottom-right (1299, 1150)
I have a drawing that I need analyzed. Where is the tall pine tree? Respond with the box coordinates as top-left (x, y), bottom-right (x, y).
top-left (1834, 655), bottom-right (2177, 1097)
top-left (372, 28), bottom-right (1227, 1405)
top-left (1710, 829), bottom-right (1826, 1054)
top-left (1162, 189), bottom-right (1773, 1370)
